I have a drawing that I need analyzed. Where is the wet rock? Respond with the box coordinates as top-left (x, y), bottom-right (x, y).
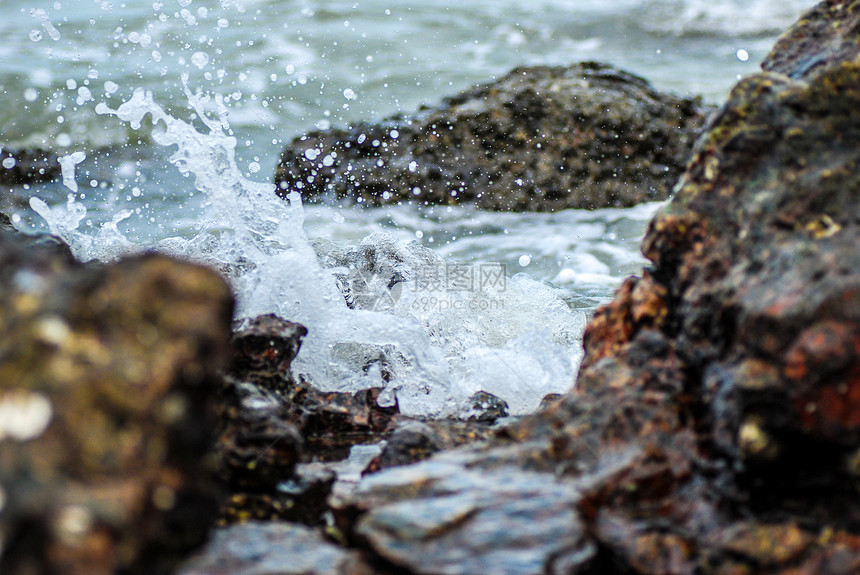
top-left (178, 521), bottom-right (377, 575)
top-left (219, 465), bottom-right (336, 526)
top-left (0, 211), bottom-right (13, 230)
top-left (223, 313), bottom-right (399, 464)
top-left (217, 314), bottom-right (399, 525)
top-left (0, 147), bottom-right (61, 186)
top-left (464, 390), bottom-right (509, 423)
top-left (0, 229), bottom-right (234, 575)
top-left (342, 459), bottom-right (596, 575)
top-left (363, 417), bottom-right (499, 475)
top-left (761, 0), bottom-right (860, 81)
top-left (215, 385), bottom-right (303, 491)
top-left (276, 62), bottom-right (712, 211)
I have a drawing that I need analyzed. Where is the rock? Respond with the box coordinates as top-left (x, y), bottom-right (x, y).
top-left (362, 417), bottom-right (500, 475)
top-left (220, 313), bottom-right (506, 522)
top-left (219, 465), bottom-right (336, 526)
top-left (217, 314), bottom-right (399, 525)
top-left (343, 459), bottom-right (596, 575)
top-left (0, 147), bottom-right (61, 186)
top-left (222, 313), bottom-right (399, 464)
top-left (761, 0), bottom-right (860, 81)
top-left (464, 391), bottom-right (509, 423)
top-left (276, 62), bottom-right (712, 211)
top-left (0, 229), bottom-right (234, 575)
top-left (178, 521), bottom-right (377, 575)
top-left (0, 211), bottom-right (13, 231)
top-left (215, 385), bottom-right (304, 491)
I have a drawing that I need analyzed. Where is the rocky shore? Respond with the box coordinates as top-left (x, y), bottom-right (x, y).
top-left (3, 1), bottom-right (860, 573)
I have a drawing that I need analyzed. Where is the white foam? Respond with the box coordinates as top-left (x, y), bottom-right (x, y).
top-left (29, 81), bottom-right (606, 416)
top-left (639, 0), bottom-right (817, 37)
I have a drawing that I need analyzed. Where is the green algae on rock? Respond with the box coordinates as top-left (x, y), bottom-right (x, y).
top-left (275, 62), bottom-right (712, 211)
top-left (0, 229), bottom-right (233, 575)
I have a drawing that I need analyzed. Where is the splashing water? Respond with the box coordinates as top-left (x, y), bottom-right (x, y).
top-left (30, 78), bottom-right (583, 417)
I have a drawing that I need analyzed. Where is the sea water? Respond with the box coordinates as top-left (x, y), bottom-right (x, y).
top-left (0, 0), bottom-right (817, 416)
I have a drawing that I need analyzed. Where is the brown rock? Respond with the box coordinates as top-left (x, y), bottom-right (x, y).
top-left (0, 229), bottom-right (233, 575)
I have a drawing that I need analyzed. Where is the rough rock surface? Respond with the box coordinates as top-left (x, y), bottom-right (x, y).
top-left (0, 229), bottom-right (234, 575)
top-left (178, 521), bottom-right (378, 575)
top-left (275, 62), bottom-right (712, 211)
top-left (0, 147), bottom-right (60, 186)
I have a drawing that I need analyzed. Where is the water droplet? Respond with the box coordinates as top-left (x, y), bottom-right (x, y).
top-left (29, 30), bottom-right (43, 42)
top-left (736, 49), bottom-right (750, 62)
top-left (248, 162), bottom-right (261, 173)
top-left (343, 88), bottom-right (356, 100)
top-left (2, 158), bottom-right (17, 170)
top-left (191, 51), bottom-right (209, 69)
top-left (518, 255), bottom-right (531, 267)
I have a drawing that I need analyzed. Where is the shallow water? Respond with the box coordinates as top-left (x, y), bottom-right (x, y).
top-left (0, 0), bottom-right (818, 415)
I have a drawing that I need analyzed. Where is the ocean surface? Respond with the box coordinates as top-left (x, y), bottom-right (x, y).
top-left (0, 0), bottom-right (817, 416)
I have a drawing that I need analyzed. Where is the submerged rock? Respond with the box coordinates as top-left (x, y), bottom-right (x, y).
top-left (0, 147), bottom-right (60, 186)
top-left (276, 62), bottom-right (712, 211)
top-left (0, 229), bottom-right (234, 575)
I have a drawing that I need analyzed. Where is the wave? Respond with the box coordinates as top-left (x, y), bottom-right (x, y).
top-left (636, 0), bottom-right (818, 37)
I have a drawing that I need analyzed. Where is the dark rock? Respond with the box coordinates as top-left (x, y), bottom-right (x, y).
top-left (0, 147), bottom-right (61, 186)
top-left (216, 314), bottom-right (398, 525)
top-left (0, 211), bottom-right (13, 231)
top-left (537, 393), bottom-right (563, 410)
top-left (340, 458), bottom-right (596, 575)
top-left (215, 386), bottom-right (303, 491)
top-left (0, 229), bottom-right (234, 575)
top-left (219, 465), bottom-right (335, 526)
top-left (761, 0), bottom-right (860, 81)
top-left (464, 390), bottom-right (509, 423)
top-left (222, 313), bottom-right (399, 464)
top-left (363, 417), bottom-right (499, 475)
top-left (230, 313), bottom-right (308, 390)
top-left (276, 62), bottom-right (713, 211)
top-left (178, 521), bottom-right (377, 575)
